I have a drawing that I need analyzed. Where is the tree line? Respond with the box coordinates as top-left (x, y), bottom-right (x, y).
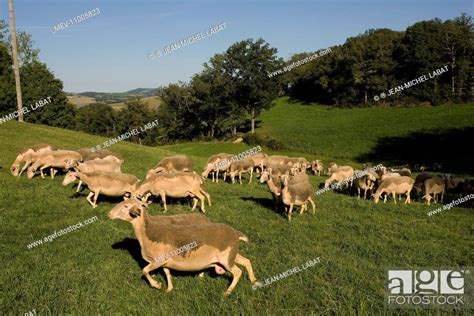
top-left (0, 14), bottom-right (472, 145)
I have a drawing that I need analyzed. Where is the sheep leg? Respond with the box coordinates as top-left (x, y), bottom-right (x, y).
top-left (249, 168), bottom-right (253, 184)
top-left (239, 172), bottom-right (242, 185)
top-left (160, 192), bottom-right (168, 212)
top-left (92, 190), bottom-right (100, 208)
top-left (86, 192), bottom-right (95, 207)
top-left (51, 168), bottom-right (58, 179)
top-left (308, 196), bottom-right (316, 214)
top-left (235, 253), bottom-right (258, 284)
top-left (288, 204), bottom-right (294, 221)
top-left (363, 188), bottom-right (368, 200)
top-left (19, 160), bottom-right (32, 176)
top-left (441, 191), bottom-right (444, 203)
top-left (223, 264), bottom-right (242, 296)
top-left (142, 262), bottom-right (163, 289)
top-left (216, 170), bottom-right (219, 183)
top-left (383, 193), bottom-right (387, 203)
top-left (392, 192), bottom-right (397, 204)
top-left (191, 197), bottom-right (198, 211)
top-left (195, 191), bottom-right (206, 213)
top-left (163, 267), bottom-right (174, 292)
top-left (39, 165), bottom-right (50, 179)
top-left (357, 188), bottom-right (361, 199)
top-left (300, 202), bottom-right (307, 215)
top-left (76, 180), bottom-right (83, 192)
top-left (200, 186), bottom-right (211, 206)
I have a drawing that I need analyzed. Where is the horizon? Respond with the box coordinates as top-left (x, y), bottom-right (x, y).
top-left (0, 0), bottom-right (471, 93)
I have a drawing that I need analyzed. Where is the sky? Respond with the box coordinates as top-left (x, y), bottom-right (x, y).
top-left (0, 0), bottom-right (472, 93)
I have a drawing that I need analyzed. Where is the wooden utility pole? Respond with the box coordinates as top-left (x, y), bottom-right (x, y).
top-left (8, 0), bottom-right (24, 122)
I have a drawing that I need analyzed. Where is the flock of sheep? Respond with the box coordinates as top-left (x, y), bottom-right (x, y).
top-left (10, 143), bottom-right (473, 295)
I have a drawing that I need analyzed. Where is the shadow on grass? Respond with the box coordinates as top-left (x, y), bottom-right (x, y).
top-left (241, 197), bottom-right (288, 219)
top-left (357, 127), bottom-right (474, 174)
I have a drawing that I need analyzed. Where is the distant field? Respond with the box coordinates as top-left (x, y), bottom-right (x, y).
top-left (109, 96), bottom-right (162, 111)
top-left (257, 97), bottom-right (474, 173)
top-left (66, 95), bottom-right (97, 107)
top-left (0, 121), bottom-right (472, 314)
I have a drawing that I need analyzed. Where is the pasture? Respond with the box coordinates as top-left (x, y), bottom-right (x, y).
top-left (0, 100), bottom-right (473, 314)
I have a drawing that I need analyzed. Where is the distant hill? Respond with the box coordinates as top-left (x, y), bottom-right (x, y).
top-left (66, 88), bottom-right (159, 106)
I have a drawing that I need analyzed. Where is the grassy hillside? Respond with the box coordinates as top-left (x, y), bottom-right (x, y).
top-left (257, 97), bottom-right (474, 173)
top-left (66, 95), bottom-right (97, 107)
top-left (0, 121), bottom-right (472, 314)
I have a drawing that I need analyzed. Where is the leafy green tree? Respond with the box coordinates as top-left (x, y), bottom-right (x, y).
top-left (0, 41), bottom-right (15, 115)
top-left (75, 104), bottom-right (116, 135)
top-left (223, 38), bottom-right (281, 133)
top-left (20, 61), bottom-right (75, 128)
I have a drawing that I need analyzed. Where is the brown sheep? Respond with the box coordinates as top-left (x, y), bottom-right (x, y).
top-left (108, 203), bottom-right (260, 296)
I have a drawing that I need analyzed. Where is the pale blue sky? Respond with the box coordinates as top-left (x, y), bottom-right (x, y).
top-left (0, 0), bottom-right (471, 92)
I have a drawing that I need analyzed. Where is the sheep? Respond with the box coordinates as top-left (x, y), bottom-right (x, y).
top-left (62, 171), bottom-right (140, 208)
top-left (381, 172), bottom-right (401, 181)
top-left (324, 166), bottom-right (354, 189)
top-left (311, 160), bottom-right (324, 176)
top-left (10, 143), bottom-right (57, 176)
top-left (414, 172), bottom-right (433, 194)
top-left (65, 157), bottom-right (123, 192)
top-left (27, 150), bottom-right (82, 179)
top-left (111, 198), bottom-right (211, 225)
top-left (78, 148), bottom-right (123, 162)
top-left (354, 172), bottom-right (377, 199)
top-left (147, 155), bottom-right (194, 179)
top-left (259, 170), bottom-right (283, 210)
top-left (201, 153), bottom-right (234, 182)
top-left (282, 172), bottom-right (310, 185)
top-left (265, 163), bottom-right (291, 177)
top-left (108, 204), bottom-right (260, 296)
top-left (134, 172), bottom-right (211, 213)
top-left (229, 158), bottom-right (255, 184)
top-left (422, 176), bottom-right (448, 205)
top-left (373, 176), bottom-right (415, 204)
top-left (287, 157), bottom-right (308, 172)
top-left (392, 168), bottom-right (412, 177)
top-left (247, 153), bottom-right (267, 173)
top-left (280, 176), bottom-right (316, 221)
top-left (263, 155), bottom-right (290, 168)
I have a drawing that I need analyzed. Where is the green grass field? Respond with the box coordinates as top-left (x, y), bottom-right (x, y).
top-left (0, 100), bottom-right (473, 314)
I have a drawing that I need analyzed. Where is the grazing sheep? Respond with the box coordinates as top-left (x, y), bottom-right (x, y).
top-left (392, 168), bottom-right (412, 177)
top-left (324, 166), bottom-right (354, 189)
top-left (202, 153), bottom-right (234, 182)
top-left (354, 172), bottom-right (377, 199)
top-left (111, 198), bottom-right (211, 225)
top-left (414, 172), bottom-right (433, 194)
top-left (381, 172), bottom-right (401, 181)
top-left (147, 155), bottom-right (194, 179)
top-left (27, 150), bottom-right (82, 179)
top-left (280, 176), bottom-right (316, 221)
top-left (134, 172), bottom-right (211, 213)
top-left (229, 159), bottom-right (255, 184)
top-left (10, 143), bottom-right (57, 176)
top-left (373, 176), bottom-right (415, 204)
top-left (287, 157), bottom-right (308, 172)
top-left (263, 155), bottom-right (290, 169)
top-left (423, 176), bottom-right (448, 205)
top-left (311, 160), bottom-right (324, 176)
top-left (108, 204), bottom-right (260, 296)
top-left (78, 148), bottom-right (123, 162)
top-left (62, 171), bottom-right (140, 208)
top-left (265, 163), bottom-right (291, 177)
top-left (259, 170), bottom-right (283, 210)
top-left (247, 153), bottom-right (267, 173)
top-left (65, 157), bottom-right (123, 192)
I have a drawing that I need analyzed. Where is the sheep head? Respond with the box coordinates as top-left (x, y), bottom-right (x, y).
top-left (108, 198), bottom-right (149, 221)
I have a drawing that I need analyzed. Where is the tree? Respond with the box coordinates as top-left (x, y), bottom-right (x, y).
top-left (75, 104), bottom-right (116, 135)
top-left (222, 38), bottom-right (281, 133)
top-left (20, 61), bottom-right (75, 128)
top-left (0, 43), bottom-right (15, 115)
